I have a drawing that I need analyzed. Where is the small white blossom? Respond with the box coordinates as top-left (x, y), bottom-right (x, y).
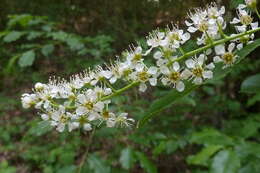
top-left (214, 43), bottom-right (238, 68)
top-left (160, 62), bottom-right (187, 92)
top-left (184, 54), bottom-right (214, 84)
top-left (130, 63), bottom-right (158, 92)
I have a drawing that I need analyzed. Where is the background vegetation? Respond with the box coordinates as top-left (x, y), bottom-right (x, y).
top-left (0, 0), bottom-right (260, 172)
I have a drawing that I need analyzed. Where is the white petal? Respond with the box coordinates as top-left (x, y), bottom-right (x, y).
top-left (83, 123), bottom-right (92, 131)
top-left (220, 6), bottom-right (225, 14)
top-left (109, 76), bottom-right (117, 84)
top-left (198, 54), bottom-right (205, 66)
top-left (203, 71), bottom-right (213, 79)
top-left (213, 56), bottom-right (222, 63)
top-left (77, 94), bottom-right (86, 104)
top-left (94, 101), bottom-right (104, 111)
top-left (193, 77), bottom-right (203, 85)
top-left (102, 70), bottom-right (113, 79)
top-left (181, 69), bottom-right (192, 79)
top-left (135, 46), bottom-right (142, 54)
top-left (237, 43), bottom-right (243, 50)
top-left (139, 83), bottom-right (147, 92)
top-left (185, 20), bottom-right (193, 26)
top-left (68, 122), bottom-right (79, 132)
top-left (148, 66), bottom-right (158, 75)
top-left (228, 43), bottom-right (235, 52)
top-left (153, 51), bottom-right (162, 59)
top-left (76, 106), bottom-right (87, 115)
top-left (185, 59), bottom-right (195, 68)
top-left (182, 33), bottom-right (191, 42)
top-left (214, 44), bottom-right (225, 55)
top-left (160, 66), bottom-right (170, 74)
top-left (206, 48), bottom-right (212, 55)
top-left (56, 123), bottom-right (65, 132)
top-left (187, 26), bottom-right (198, 33)
top-left (149, 78), bottom-right (157, 86)
top-left (176, 81), bottom-right (185, 92)
top-left (135, 63), bottom-right (144, 72)
top-left (41, 114), bottom-right (49, 121)
top-left (230, 17), bottom-right (240, 24)
top-left (206, 62), bottom-right (215, 70)
top-left (172, 62), bottom-right (180, 71)
top-left (250, 22), bottom-right (258, 30)
top-left (161, 78), bottom-right (169, 86)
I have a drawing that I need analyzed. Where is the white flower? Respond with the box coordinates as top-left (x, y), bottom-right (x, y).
top-left (214, 43), bottom-right (238, 68)
top-left (230, 7), bottom-right (258, 31)
top-left (230, 32), bottom-right (255, 50)
top-left (21, 93), bottom-right (38, 109)
top-left (90, 66), bottom-right (113, 86)
top-left (184, 54), bottom-right (214, 84)
top-left (109, 61), bottom-right (133, 83)
top-left (50, 106), bottom-right (76, 132)
top-left (163, 26), bottom-right (190, 48)
top-left (75, 89), bottom-right (104, 118)
top-left (126, 46), bottom-right (144, 64)
top-left (160, 62), bottom-right (186, 92)
top-left (186, 8), bottom-right (209, 33)
top-left (35, 82), bottom-right (47, 91)
top-left (130, 63), bottom-right (158, 92)
top-left (107, 113), bottom-right (134, 127)
top-left (146, 30), bottom-right (166, 48)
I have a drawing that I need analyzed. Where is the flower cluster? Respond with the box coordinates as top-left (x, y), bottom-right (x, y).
top-left (22, 1), bottom-right (260, 133)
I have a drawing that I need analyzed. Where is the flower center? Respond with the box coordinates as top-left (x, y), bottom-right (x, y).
top-left (240, 15), bottom-right (253, 25)
top-left (133, 53), bottom-right (142, 62)
top-left (84, 102), bottom-right (94, 110)
top-left (198, 21), bottom-right (209, 32)
top-left (60, 114), bottom-right (68, 123)
top-left (138, 71), bottom-right (150, 82)
top-left (222, 52), bottom-right (235, 64)
top-left (192, 67), bottom-right (204, 77)
top-left (78, 115), bottom-right (88, 125)
top-left (102, 111), bottom-right (110, 119)
top-left (169, 32), bottom-right (180, 41)
top-left (169, 71), bottom-right (180, 81)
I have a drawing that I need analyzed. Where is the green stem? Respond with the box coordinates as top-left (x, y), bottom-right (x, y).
top-left (255, 8), bottom-right (260, 19)
top-left (100, 81), bottom-right (140, 101)
top-left (103, 78), bottom-right (117, 92)
top-left (216, 20), bottom-right (228, 38)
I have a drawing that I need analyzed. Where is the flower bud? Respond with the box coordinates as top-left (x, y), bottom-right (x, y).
top-left (245, 0), bottom-right (257, 9)
top-left (35, 82), bottom-right (45, 91)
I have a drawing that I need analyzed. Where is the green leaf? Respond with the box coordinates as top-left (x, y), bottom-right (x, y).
top-left (241, 74), bottom-right (260, 93)
top-left (135, 151), bottom-right (157, 173)
top-left (187, 145), bottom-right (223, 166)
top-left (28, 121), bottom-right (53, 136)
top-left (211, 150), bottom-right (240, 173)
top-left (3, 31), bottom-right (25, 42)
top-left (247, 93), bottom-right (260, 107)
top-left (137, 84), bottom-right (198, 128)
top-left (190, 128), bottom-right (234, 146)
top-left (138, 38), bottom-right (260, 128)
top-left (87, 154), bottom-right (111, 173)
top-left (120, 147), bottom-right (135, 170)
top-left (57, 165), bottom-right (76, 173)
top-left (18, 50), bottom-right (36, 67)
top-left (41, 44), bottom-right (55, 57)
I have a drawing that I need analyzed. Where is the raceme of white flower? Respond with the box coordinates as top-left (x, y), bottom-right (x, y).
top-left (21, 1), bottom-right (260, 133)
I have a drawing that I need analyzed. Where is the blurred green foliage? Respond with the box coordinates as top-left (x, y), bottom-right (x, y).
top-left (0, 0), bottom-right (260, 172)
